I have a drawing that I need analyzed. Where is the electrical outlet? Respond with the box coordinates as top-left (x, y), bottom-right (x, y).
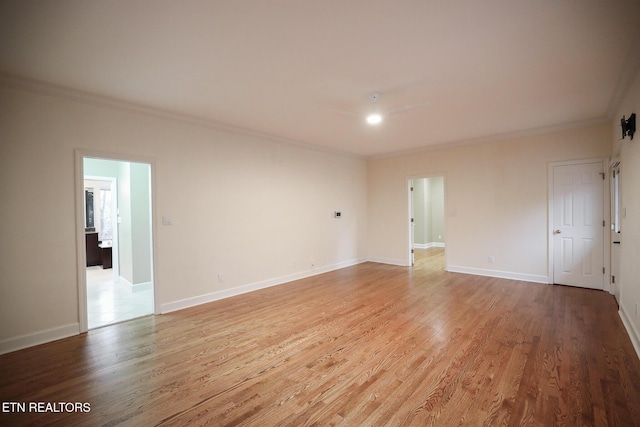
top-left (310, 257), bottom-right (315, 267)
top-left (217, 274), bottom-right (224, 283)
top-left (488, 256), bottom-right (495, 263)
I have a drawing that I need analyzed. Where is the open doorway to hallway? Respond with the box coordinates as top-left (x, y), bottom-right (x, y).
top-left (83, 157), bottom-right (155, 329)
top-left (410, 176), bottom-right (445, 271)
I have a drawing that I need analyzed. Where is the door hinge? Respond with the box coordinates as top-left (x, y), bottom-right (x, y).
top-left (603, 220), bottom-right (605, 227)
top-left (410, 186), bottom-right (414, 191)
top-left (612, 275), bottom-right (616, 284)
top-left (600, 172), bottom-right (605, 180)
top-left (411, 248), bottom-right (415, 253)
top-left (603, 267), bottom-right (606, 274)
top-left (411, 217), bottom-right (414, 223)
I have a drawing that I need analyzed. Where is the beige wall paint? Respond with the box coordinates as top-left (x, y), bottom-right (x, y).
top-left (0, 84), bottom-right (368, 352)
top-left (612, 68), bottom-right (640, 354)
top-left (368, 124), bottom-right (612, 280)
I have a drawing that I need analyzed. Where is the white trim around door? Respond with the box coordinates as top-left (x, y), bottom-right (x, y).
top-left (75, 149), bottom-right (160, 333)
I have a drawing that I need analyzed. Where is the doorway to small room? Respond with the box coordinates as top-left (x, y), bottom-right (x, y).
top-left (81, 156), bottom-right (155, 329)
top-left (410, 176), bottom-right (446, 271)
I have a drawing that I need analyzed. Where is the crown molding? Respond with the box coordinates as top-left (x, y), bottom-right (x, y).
top-left (369, 117), bottom-right (611, 160)
top-left (0, 72), bottom-right (364, 160)
top-left (0, 72), bottom-right (616, 162)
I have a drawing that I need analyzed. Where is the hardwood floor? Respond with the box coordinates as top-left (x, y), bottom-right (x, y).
top-left (413, 247), bottom-right (445, 271)
top-left (2, 260), bottom-right (640, 426)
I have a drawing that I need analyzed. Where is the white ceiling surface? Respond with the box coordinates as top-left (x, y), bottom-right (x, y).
top-left (1, 1), bottom-right (640, 157)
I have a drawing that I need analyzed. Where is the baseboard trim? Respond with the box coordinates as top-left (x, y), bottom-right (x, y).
top-left (619, 306), bottom-right (640, 361)
top-left (119, 276), bottom-right (151, 291)
top-left (367, 257), bottom-right (410, 267)
top-left (132, 281), bottom-right (152, 292)
top-left (118, 275), bottom-right (133, 288)
top-left (0, 323), bottom-right (80, 355)
top-left (447, 265), bottom-right (549, 284)
top-left (413, 242), bottom-right (445, 249)
top-left (160, 258), bottom-right (367, 314)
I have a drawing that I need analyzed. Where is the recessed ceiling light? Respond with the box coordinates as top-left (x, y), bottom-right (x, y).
top-left (366, 113), bottom-right (382, 125)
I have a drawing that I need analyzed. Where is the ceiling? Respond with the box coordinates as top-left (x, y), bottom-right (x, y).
top-left (1, 0), bottom-right (640, 157)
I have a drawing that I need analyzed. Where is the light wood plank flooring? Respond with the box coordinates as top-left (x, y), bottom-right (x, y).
top-left (1, 261), bottom-right (640, 426)
top-left (413, 247), bottom-right (444, 271)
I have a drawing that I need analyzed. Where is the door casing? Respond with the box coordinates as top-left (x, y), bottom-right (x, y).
top-left (75, 149), bottom-right (159, 333)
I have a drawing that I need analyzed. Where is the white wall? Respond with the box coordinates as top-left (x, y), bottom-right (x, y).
top-left (368, 124), bottom-right (612, 282)
top-left (612, 68), bottom-right (640, 356)
top-left (0, 83), bottom-right (368, 353)
top-left (128, 162), bottom-right (152, 285)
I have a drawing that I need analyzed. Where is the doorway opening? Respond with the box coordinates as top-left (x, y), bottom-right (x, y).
top-left (409, 176), bottom-right (446, 271)
top-left (79, 155), bottom-right (155, 330)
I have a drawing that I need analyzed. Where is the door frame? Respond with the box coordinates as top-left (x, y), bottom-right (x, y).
top-left (75, 149), bottom-right (159, 333)
top-left (610, 159), bottom-right (621, 303)
top-left (547, 157), bottom-right (610, 291)
top-left (407, 174), bottom-right (448, 269)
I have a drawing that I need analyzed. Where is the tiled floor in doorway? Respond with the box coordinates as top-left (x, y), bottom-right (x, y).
top-left (86, 267), bottom-right (154, 329)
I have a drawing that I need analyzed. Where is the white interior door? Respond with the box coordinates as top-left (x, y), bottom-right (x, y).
top-left (552, 162), bottom-right (605, 289)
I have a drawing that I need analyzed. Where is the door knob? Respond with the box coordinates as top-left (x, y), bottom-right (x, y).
top-left (553, 229), bottom-right (562, 234)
